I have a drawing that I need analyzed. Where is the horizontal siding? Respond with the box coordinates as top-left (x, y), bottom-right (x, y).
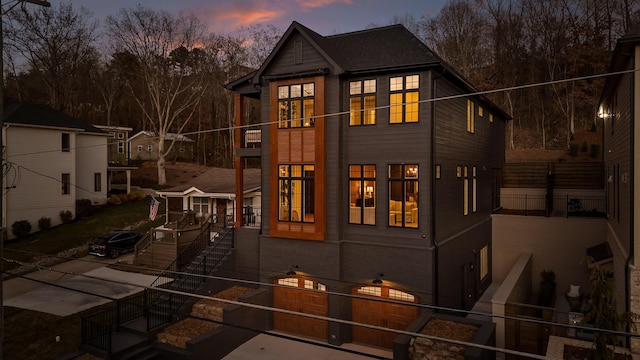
top-left (5, 127), bottom-right (76, 234)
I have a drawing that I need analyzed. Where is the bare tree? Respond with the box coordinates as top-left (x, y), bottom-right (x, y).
top-left (4, 3), bottom-right (99, 113)
top-left (105, 6), bottom-right (212, 185)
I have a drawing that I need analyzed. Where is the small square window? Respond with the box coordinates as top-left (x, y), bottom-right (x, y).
top-left (363, 80), bottom-right (376, 93)
top-left (390, 77), bottom-right (403, 91)
top-left (406, 75), bottom-right (419, 89)
top-left (350, 81), bottom-right (361, 95)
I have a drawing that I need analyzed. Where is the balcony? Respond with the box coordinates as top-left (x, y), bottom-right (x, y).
top-left (241, 206), bottom-right (261, 228)
top-left (236, 128), bottom-right (261, 158)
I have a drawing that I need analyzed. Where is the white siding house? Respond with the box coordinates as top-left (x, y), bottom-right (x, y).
top-left (3, 103), bottom-right (109, 238)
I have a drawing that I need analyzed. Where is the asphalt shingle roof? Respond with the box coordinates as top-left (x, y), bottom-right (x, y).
top-left (162, 167), bottom-right (261, 194)
top-left (4, 102), bottom-right (106, 135)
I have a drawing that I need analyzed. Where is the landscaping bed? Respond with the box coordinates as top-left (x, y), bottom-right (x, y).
top-left (157, 286), bottom-right (253, 349)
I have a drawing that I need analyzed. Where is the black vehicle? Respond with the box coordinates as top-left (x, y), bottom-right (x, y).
top-left (88, 231), bottom-right (142, 258)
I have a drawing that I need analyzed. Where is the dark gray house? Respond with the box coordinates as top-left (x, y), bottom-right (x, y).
top-left (598, 25), bottom-right (640, 346)
top-left (227, 21), bottom-right (508, 349)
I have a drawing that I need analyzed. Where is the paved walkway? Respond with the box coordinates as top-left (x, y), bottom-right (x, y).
top-left (3, 254), bottom-right (159, 316)
top-left (223, 333), bottom-right (393, 360)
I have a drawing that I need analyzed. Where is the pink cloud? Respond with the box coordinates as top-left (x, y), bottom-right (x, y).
top-left (294, 0), bottom-right (353, 12)
top-left (189, 1), bottom-right (285, 31)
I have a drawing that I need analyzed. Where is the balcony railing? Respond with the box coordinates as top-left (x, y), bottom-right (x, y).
top-left (493, 194), bottom-right (606, 218)
top-left (242, 206), bottom-right (261, 227)
top-left (243, 128), bottom-right (261, 148)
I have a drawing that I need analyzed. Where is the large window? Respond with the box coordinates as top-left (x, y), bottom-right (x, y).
top-left (350, 80), bottom-right (376, 125)
top-left (389, 75), bottom-right (419, 123)
top-left (349, 165), bottom-right (376, 225)
top-left (193, 197), bottom-right (209, 214)
top-left (61, 173), bottom-right (71, 195)
top-left (278, 164), bottom-right (315, 222)
top-left (388, 164), bottom-right (418, 228)
top-left (278, 83), bottom-right (315, 128)
top-left (61, 133), bottom-right (70, 152)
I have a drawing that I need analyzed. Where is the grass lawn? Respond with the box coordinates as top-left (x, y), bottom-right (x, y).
top-left (3, 196), bottom-right (166, 271)
top-left (3, 196), bottom-right (166, 359)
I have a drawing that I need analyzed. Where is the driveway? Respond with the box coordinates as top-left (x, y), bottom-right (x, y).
top-left (3, 253), bottom-right (160, 316)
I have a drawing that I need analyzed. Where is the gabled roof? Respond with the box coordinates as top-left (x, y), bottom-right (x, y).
top-left (129, 130), bottom-right (194, 142)
top-left (600, 25), bottom-right (640, 102)
top-left (4, 102), bottom-right (107, 135)
top-left (158, 167), bottom-right (261, 196)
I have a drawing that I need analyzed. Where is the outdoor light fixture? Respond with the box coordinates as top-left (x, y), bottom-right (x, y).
top-left (286, 265), bottom-right (298, 276)
top-left (372, 273), bottom-right (384, 285)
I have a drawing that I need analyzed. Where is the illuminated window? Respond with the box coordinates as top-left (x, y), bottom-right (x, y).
top-left (389, 289), bottom-right (415, 302)
top-left (389, 164), bottom-right (418, 228)
top-left (357, 286), bottom-right (382, 296)
top-left (278, 278), bottom-right (298, 287)
top-left (389, 75), bottom-right (419, 123)
top-left (456, 165), bottom-right (462, 179)
top-left (478, 106), bottom-right (483, 117)
top-left (350, 80), bottom-right (376, 125)
top-left (489, 113), bottom-right (494, 123)
top-left (435, 164), bottom-right (441, 179)
top-left (278, 164), bottom-right (315, 223)
top-left (349, 165), bottom-right (376, 225)
top-left (467, 99), bottom-right (475, 133)
top-left (278, 83), bottom-right (315, 128)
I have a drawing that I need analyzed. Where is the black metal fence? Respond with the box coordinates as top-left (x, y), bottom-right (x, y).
top-left (494, 194), bottom-right (606, 218)
top-left (242, 206), bottom-right (261, 227)
top-left (81, 220), bottom-right (235, 354)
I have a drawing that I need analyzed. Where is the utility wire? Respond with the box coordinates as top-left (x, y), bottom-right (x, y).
top-left (2, 261), bottom-right (554, 360)
top-left (4, 248), bottom-right (637, 340)
top-left (3, 67), bottom-right (637, 159)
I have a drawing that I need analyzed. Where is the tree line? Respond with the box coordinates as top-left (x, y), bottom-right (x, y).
top-left (2, 1), bottom-right (638, 184)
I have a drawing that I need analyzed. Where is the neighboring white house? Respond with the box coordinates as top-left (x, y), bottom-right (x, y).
top-left (157, 167), bottom-right (261, 226)
top-left (3, 103), bottom-right (109, 238)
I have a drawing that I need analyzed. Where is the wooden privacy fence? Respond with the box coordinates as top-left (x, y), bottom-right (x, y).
top-left (503, 162), bottom-right (604, 189)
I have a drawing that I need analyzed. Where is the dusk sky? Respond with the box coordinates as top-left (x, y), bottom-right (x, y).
top-left (68, 0), bottom-right (448, 36)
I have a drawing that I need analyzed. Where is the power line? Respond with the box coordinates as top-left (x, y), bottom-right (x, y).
top-left (2, 261), bottom-right (553, 360)
top-left (4, 248), bottom-right (638, 340)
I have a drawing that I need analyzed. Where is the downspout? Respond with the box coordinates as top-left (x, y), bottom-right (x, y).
top-left (431, 72), bottom-right (440, 308)
top-left (626, 47), bottom-right (636, 347)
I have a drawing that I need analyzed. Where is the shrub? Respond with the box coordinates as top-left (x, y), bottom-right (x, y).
top-left (12, 220), bottom-right (32, 238)
top-left (76, 199), bottom-right (92, 218)
top-left (107, 195), bottom-right (122, 205)
top-left (589, 144), bottom-right (600, 159)
top-left (580, 141), bottom-right (588, 152)
top-left (59, 210), bottom-right (73, 224)
top-left (38, 217), bottom-right (51, 231)
top-left (569, 143), bottom-right (579, 156)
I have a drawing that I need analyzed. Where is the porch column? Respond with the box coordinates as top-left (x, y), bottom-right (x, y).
top-left (234, 93), bottom-right (244, 228)
top-left (126, 169), bottom-right (131, 194)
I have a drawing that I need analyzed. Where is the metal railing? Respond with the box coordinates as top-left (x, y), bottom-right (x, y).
top-left (242, 206), bottom-right (261, 227)
top-left (494, 194), bottom-right (606, 218)
top-left (81, 215), bottom-right (235, 354)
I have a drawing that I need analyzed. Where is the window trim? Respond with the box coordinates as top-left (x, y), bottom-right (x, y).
top-left (349, 79), bottom-right (377, 126)
top-left (348, 164), bottom-right (376, 225)
top-left (278, 82), bottom-right (316, 128)
top-left (389, 75), bottom-right (419, 124)
top-left (278, 164), bottom-right (315, 223)
top-left (388, 164), bottom-right (419, 228)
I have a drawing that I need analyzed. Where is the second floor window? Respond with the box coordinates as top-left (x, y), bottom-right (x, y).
top-left (390, 75), bottom-right (419, 123)
top-left (349, 165), bottom-right (376, 225)
top-left (350, 80), bottom-right (376, 125)
top-left (147, 145), bottom-right (153, 152)
top-left (467, 99), bottom-right (475, 133)
top-left (389, 164), bottom-right (418, 228)
top-left (62, 133), bottom-right (70, 152)
top-left (118, 140), bottom-right (124, 154)
top-left (279, 164), bottom-right (315, 223)
top-left (278, 83), bottom-right (315, 128)
top-left (138, 145), bottom-right (143, 152)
